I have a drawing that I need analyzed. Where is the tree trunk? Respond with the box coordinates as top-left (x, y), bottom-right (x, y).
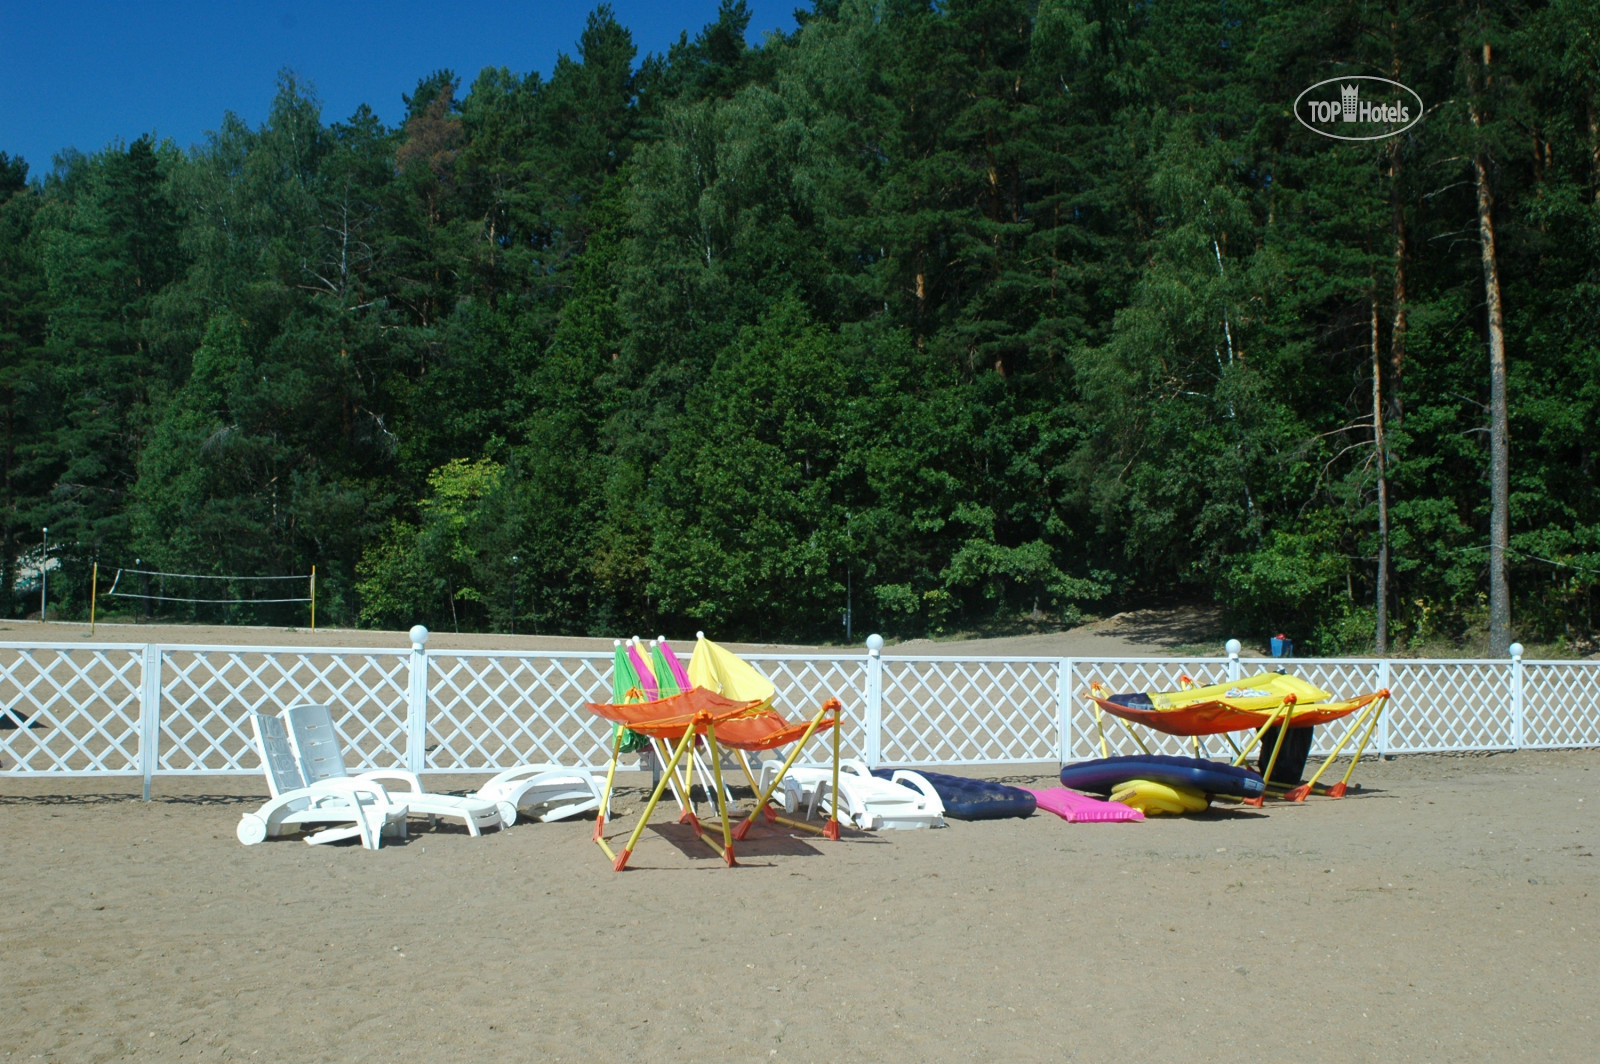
top-left (1589, 97), bottom-right (1600, 204)
top-left (1470, 87), bottom-right (1512, 656)
top-left (1388, 137), bottom-right (1408, 429)
top-left (1372, 294), bottom-right (1390, 655)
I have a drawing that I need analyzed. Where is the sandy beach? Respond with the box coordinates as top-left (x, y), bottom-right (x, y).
top-left (4, 617), bottom-right (1597, 1061)
top-left (4, 747), bottom-right (1598, 1063)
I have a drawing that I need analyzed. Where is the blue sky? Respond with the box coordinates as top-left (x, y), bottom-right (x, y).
top-left (0, 1), bottom-right (802, 177)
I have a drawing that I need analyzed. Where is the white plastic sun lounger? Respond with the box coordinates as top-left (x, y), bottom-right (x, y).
top-left (473, 765), bottom-right (607, 825)
top-left (237, 713), bottom-right (409, 849)
top-left (760, 758), bottom-right (945, 830)
top-left (281, 704), bottom-right (502, 837)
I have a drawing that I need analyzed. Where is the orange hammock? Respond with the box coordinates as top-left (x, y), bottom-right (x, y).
top-left (1083, 673), bottom-right (1393, 803)
top-left (586, 683), bottom-right (842, 870)
top-left (587, 687), bottom-right (766, 739)
top-left (1086, 689), bottom-right (1389, 737)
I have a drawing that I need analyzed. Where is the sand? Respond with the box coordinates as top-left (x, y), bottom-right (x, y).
top-left (4, 748), bottom-right (1598, 1063)
top-left (4, 617), bottom-right (1598, 1060)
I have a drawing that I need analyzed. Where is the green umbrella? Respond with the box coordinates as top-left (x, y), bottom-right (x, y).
top-left (650, 640), bottom-right (683, 699)
top-left (609, 640), bottom-right (650, 754)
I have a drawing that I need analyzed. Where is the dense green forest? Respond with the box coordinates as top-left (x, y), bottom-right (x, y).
top-left (1, 0), bottom-right (1597, 652)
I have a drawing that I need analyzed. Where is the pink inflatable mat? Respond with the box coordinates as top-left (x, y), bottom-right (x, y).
top-left (1025, 787), bottom-right (1144, 823)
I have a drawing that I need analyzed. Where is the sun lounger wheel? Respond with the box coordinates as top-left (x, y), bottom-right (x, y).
top-left (236, 813), bottom-right (268, 846)
top-left (495, 801), bottom-right (518, 827)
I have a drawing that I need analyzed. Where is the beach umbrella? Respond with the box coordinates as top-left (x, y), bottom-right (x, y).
top-left (650, 639), bottom-right (683, 699)
top-left (609, 640), bottom-right (649, 753)
top-left (627, 637), bottom-right (659, 700)
top-left (655, 635), bottom-right (693, 693)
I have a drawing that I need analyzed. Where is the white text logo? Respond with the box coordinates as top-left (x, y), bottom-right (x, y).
top-left (1295, 76), bottom-right (1423, 141)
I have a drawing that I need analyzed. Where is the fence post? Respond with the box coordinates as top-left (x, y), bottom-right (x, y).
top-left (139, 644), bottom-right (161, 802)
top-left (1509, 641), bottom-right (1525, 749)
top-left (863, 634), bottom-right (883, 767)
top-left (1225, 639), bottom-right (1242, 683)
top-left (407, 625), bottom-right (429, 775)
top-left (1377, 658), bottom-right (1391, 757)
top-left (1058, 659), bottom-right (1074, 764)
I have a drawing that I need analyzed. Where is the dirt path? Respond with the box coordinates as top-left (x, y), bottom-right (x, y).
top-left (0, 605), bottom-right (1232, 658)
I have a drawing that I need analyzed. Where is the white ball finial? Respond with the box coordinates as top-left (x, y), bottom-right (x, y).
top-left (1225, 638), bottom-right (1242, 656)
top-left (1509, 642), bottom-right (1525, 660)
top-left (696, 631), bottom-right (705, 640)
top-left (409, 625), bottom-right (429, 649)
top-left (866, 633), bottom-right (884, 654)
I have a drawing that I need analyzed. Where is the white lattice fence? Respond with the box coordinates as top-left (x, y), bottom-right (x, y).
top-left (1385, 660), bottom-right (1515, 752)
top-left (0, 644), bottom-right (144, 774)
top-left (8, 636), bottom-right (1600, 790)
top-left (1522, 662), bottom-right (1600, 748)
top-left (425, 652), bottom-right (614, 770)
top-left (159, 646), bottom-right (410, 772)
top-left (877, 657), bottom-right (1059, 765)
top-left (747, 654), bottom-right (868, 761)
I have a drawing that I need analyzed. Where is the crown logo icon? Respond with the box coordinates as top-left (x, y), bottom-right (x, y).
top-left (1341, 84), bottom-right (1359, 121)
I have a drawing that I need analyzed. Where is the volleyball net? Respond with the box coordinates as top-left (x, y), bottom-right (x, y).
top-left (98, 565), bottom-right (317, 627)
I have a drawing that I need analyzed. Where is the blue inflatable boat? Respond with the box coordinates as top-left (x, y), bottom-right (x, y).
top-left (1059, 754), bottom-right (1265, 799)
top-left (872, 769), bottom-right (1036, 820)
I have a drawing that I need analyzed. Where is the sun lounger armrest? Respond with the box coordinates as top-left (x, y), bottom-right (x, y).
top-left (889, 770), bottom-right (941, 804)
top-left (304, 778), bottom-right (396, 806)
top-left (353, 769), bottom-right (424, 795)
top-left (839, 758), bottom-right (873, 779)
top-left (479, 765), bottom-right (600, 792)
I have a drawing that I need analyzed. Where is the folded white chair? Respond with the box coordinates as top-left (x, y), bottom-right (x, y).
top-left (237, 712), bottom-right (409, 849)
top-left (281, 704), bottom-right (502, 837)
top-left (759, 757), bottom-right (945, 830)
top-left (473, 764), bottom-right (607, 825)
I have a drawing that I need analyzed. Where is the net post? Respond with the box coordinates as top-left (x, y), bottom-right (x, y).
top-left (310, 565), bottom-right (316, 630)
top-left (90, 562), bottom-right (98, 635)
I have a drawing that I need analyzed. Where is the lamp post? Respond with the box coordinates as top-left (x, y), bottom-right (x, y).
top-left (40, 527), bottom-right (48, 623)
top-left (509, 555), bottom-right (519, 635)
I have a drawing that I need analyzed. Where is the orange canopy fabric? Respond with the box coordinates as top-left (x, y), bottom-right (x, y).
top-left (586, 687), bottom-right (766, 739)
top-left (588, 686), bottom-right (838, 749)
top-left (713, 708), bottom-right (838, 751)
top-left (1088, 690), bottom-right (1387, 737)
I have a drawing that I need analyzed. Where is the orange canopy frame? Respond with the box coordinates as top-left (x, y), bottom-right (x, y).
top-left (587, 687), bottom-right (767, 739)
top-left (1086, 689), bottom-right (1388, 737)
top-left (585, 662), bottom-right (843, 870)
top-left (1083, 673), bottom-right (1393, 803)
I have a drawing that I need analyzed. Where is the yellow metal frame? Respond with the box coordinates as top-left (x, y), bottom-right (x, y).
top-left (728, 700), bottom-right (842, 842)
top-left (594, 717), bottom-right (738, 871)
top-left (1083, 681), bottom-right (1391, 804)
top-left (591, 699), bottom-right (845, 870)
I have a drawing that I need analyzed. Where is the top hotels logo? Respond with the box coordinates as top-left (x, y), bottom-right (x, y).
top-left (1294, 75), bottom-right (1423, 141)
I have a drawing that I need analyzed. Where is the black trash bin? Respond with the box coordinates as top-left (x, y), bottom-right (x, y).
top-left (1256, 723), bottom-right (1314, 784)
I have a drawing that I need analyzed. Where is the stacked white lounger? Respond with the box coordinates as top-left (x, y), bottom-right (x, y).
top-left (760, 758), bottom-right (945, 830)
